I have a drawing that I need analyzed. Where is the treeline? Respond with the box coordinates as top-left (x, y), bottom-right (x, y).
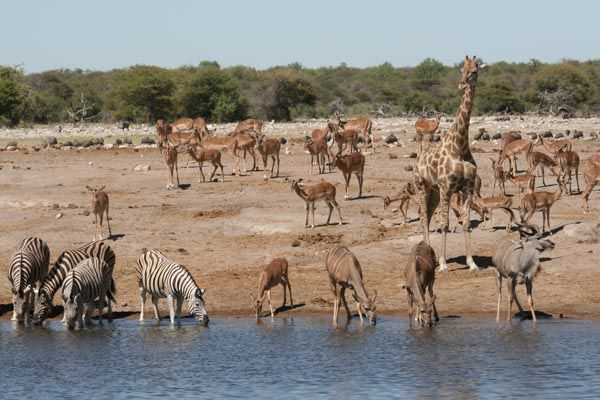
top-left (0, 58), bottom-right (599, 127)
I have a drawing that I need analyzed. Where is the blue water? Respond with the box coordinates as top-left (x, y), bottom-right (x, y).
top-left (1, 317), bottom-right (599, 399)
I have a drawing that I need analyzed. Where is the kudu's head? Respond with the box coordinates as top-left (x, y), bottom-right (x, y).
top-left (416, 295), bottom-right (436, 327)
top-left (355, 290), bottom-right (377, 325)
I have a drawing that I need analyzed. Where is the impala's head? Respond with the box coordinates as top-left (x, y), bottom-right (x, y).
top-left (86, 185), bottom-right (105, 200)
top-left (459, 55), bottom-right (486, 90)
top-left (11, 285), bottom-right (32, 322)
top-left (32, 289), bottom-right (52, 324)
top-left (189, 288), bottom-right (209, 326)
top-left (416, 295), bottom-right (436, 327)
top-left (290, 179), bottom-right (303, 192)
top-left (303, 137), bottom-right (313, 150)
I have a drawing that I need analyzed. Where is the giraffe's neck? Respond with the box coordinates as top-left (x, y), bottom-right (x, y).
top-left (446, 82), bottom-right (477, 156)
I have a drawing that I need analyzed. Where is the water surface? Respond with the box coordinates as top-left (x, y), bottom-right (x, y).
top-left (1, 317), bottom-right (598, 399)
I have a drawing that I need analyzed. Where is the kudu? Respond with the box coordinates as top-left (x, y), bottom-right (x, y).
top-left (325, 245), bottom-right (376, 325)
top-left (401, 241), bottom-right (438, 327)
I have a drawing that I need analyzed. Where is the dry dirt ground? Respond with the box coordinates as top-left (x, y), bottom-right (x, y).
top-left (1, 118), bottom-right (599, 322)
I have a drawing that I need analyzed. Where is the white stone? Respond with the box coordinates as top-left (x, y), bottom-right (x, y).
top-left (562, 223), bottom-right (599, 238)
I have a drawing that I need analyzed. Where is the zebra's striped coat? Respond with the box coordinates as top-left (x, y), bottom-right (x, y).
top-left (62, 257), bottom-right (114, 329)
top-left (33, 241), bottom-right (115, 324)
top-left (7, 237), bottom-right (50, 322)
top-left (136, 251), bottom-right (208, 325)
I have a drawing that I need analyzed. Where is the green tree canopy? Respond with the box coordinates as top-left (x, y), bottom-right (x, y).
top-left (533, 64), bottom-right (590, 111)
top-left (113, 65), bottom-right (175, 122)
top-left (179, 65), bottom-right (248, 122)
top-left (477, 79), bottom-right (525, 114)
top-left (0, 66), bottom-right (24, 126)
top-left (259, 70), bottom-right (317, 121)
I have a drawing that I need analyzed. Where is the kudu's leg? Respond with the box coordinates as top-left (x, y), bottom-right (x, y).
top-left (428, 285), bottom-right (439, 322)
top-left (267, 290), bottom-right (274, 318)
top-left (356, 302), bottom-right (363, 323)
top-left (496, 274), bottom-right (503, 323)
top-left (526, 281), bottom-right (537, 322)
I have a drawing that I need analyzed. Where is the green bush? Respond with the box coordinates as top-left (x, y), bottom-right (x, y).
top-left (0, 66), bottom-right (24, 127)
top-left (477, 80), bottom-right (525, 114)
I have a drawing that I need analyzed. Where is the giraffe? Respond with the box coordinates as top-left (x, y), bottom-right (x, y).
top-left (415, 56), bottom-right (486, 272)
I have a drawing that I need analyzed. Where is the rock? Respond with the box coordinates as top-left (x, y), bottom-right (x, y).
top-left (388, 153), bottom-right (398, 160)
top-left (48, 137), bottom-right (58, 146)
top-left (590, 132), bottom-right (598, 139)
top-left (104, 143), bottom-right (114, 149)
top-left (88, 161), bottom-right (94, 166)
top-left (432, 134), bottom-right (441, 142)
top-left (384, 134), bottom-right (398, 144)
top-left (542, 131), bottom-right (553, 138)
top-left (554, 132), bottom-right (564, 139)
top-left (565, 129), bottom-right (571, 136)
top-left (291, 240), bottom-right (301, 247)
top-left (529, 132), bottom-right (538, 140)
top-left (492, 133), bottom-right (502, 140)
top-left (6, 146), bottom-right (16, 151)
top-left (94, 138), bottom-right (104, 145)
top-left (7, 141), bottom-right (17, 147)
top-left (478, 127), bottom-right (486, 134)
top-left (55, 213), bottom-right (63, 219)
top-left (573, 131), bottom-right (584, 139)
top-left (403, 152), bottom-right (418, 159)
top-left (82, 140), bottom-right (94, 148)
top-left (562, 223), bottom-right (599, 238)
top-left (51, 203), bottom-right (60, 210)
top-left (378, 225), bottom-right (387, 233)
top-left (134, 165), bottom-right (151, 172)
top-left (481, 133), bottom-right (490, 141)
top-left (473, 132), bottom-right (483, 140)
top-left (404, 165), bottom-right (414, 171)
top-left (83, 210), bottom-right (90, 216)
top-left (124, 138), bottom-right (133, 145)
top-left (140, 136), bottom-right (155, 145)
top-left (115, 139), bottom-right (123, 145)
top-left (279, 137), bottom-right (287, 144)
top-left (64, 141), bottom-right (73, 147)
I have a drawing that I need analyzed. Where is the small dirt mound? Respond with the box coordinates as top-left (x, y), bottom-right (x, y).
top-left (193, 210), bottom-right (225, 218)
top-left (298, 233), bottom-right (343, 245)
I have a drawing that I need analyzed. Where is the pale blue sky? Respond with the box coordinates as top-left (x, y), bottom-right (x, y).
top-left (2, 0), bottom-right (598, 73)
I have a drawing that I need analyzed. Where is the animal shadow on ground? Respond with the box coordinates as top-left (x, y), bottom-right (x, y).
top-left (92, 311), bottom-right (137, 320)
top-left (108, 233), bottom-right (126, 241)
top-left (446, 255), bottom-right (493, 270)
top-left (391, 217), bottom-right (419, 226)
top-left (274, 303), bottom-right (305, 315)
top-left (0, 303), bottom-right (13, 318)
top-left (345, 195), bottom-right (379, 201)
top-left (178, 184), bottom-right (191, 190)
top-left (514, 310), bottom-right (552, 320)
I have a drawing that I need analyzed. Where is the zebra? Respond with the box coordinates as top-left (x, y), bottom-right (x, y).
top-left (136, 251), bottom-right (208, 325)
top-left (7, 237), bottom-right (50, 322)
top-left (62, 257), bottom-right (115, 329)
top-left (33, 240), bottom-right (116, 324)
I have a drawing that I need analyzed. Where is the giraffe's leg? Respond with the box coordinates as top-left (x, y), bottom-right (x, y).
top-left (437, 189), bottom-right (451, 272)
top-left (461, 189), bottom-right (480, 271)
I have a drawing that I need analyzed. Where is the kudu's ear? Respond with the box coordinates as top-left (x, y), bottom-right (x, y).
top-left (371, 290), bottom-right (378, 303)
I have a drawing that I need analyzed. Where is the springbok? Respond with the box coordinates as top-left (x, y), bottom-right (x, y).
top-left (200, 135), bottom-right (241, 176)
top-left (328, 120), bottom-right (358, 156)
top-left (162, 143), bottom-right (180, 189)
top-left (508, 171), bottom-right (536, 197)
top-left (582, 166), bottom-right (600, 212)
top-left (473, 195), bottom-right (516, 231)
top-left (490, 158), bottom-right (509, 196)
top-left (291, 179), bottom-right (342, 228)
top-left (232, 132), bottom-right (258, 172)
top-left (233, 118), bottom-right (273, 136)
top-left (586, 154), bottom-right (600, 168)
top-left (253, 258), bottom-right (293, 322)
top-left (383, 182), bottom-right (419, 226)
top-left (86, 186), bottom-right (112, 240)
top-left (492, 223), bottom-right (555, 322)
top-left (325, 245), bottom-right (376, 325)
top-left (401, 241), bottom-right (438, 327)
top-left (415, 112), bottom-right (442, 153)
top-left (332, 152), bottom-right (365, 199)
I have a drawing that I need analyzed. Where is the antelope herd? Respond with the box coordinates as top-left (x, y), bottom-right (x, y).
top-left (4, 56), bottom-right (600, 332)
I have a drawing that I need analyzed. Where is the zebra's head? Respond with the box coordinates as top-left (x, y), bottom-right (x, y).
top-left (188, 288), bottom-right (209, 326)
top-left (32, 289), bottom-right (52, 324)
top-left (63, 293), bottom-right (81, 329)
top-left (12, 285), bottom-right (32, 322)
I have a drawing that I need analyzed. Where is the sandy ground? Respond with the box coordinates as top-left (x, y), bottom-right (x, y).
top-left (0, 117), bottom-right (599, 322)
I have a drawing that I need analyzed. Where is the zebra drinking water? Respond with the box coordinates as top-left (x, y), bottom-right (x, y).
top-left (62, 257), bottom-right (115, 329)
top-left (7, 237), bottom-right (50, 322)
top-left (33, 241), bottom-right (115, 324)
top-left (136, 251), bottom-right (208, 325)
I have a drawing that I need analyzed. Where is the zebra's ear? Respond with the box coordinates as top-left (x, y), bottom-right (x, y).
top-left (33, 288), bottom-right (39, 295)
top-left (23, 286), bottom-right (31, 296)
top-left (11, 287), bottom-right (17, 295)
top-left (196, 288), bottom-right (206, 298)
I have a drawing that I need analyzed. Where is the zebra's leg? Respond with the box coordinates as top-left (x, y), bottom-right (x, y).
top-left (167, 294), bottom-right (176, 325)
top-left (77, 303), bottom-right (85, 329)
top-left (84, 302), bottom-right (94, 325)
top-left (107, 295), bottom-right (113, 322)
top-left (27, 285), bottom-right (35, 322)
top-left (97, 297), bottom-right (105, 324)
top-left (175, 296), bottom-right (183, 325)
top-left (151, 295), bottom-right (160, 323)
top-left (139, 287), bottom-right (146, 321)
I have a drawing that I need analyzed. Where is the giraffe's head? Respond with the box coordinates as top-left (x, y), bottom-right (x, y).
top-left (459, 56), bottom-right (486, 90)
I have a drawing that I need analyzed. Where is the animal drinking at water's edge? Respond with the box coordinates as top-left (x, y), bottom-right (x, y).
top-left (401, 242), bottom-right (439, 327)
top-left (252, 258), bottom-right (293, 322)
top-left (86, 186), bottom-right (112, 240)
top-left (325, 245), bottom-right (376, 326)
top-left (291, 179), bottom-right (343, 228)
